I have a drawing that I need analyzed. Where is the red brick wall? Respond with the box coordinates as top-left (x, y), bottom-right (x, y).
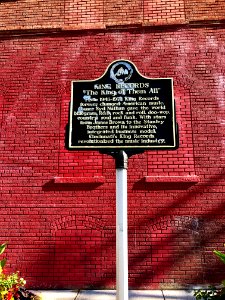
top-left (186, 0), bottom-right (225, 22)
top-left (143, 0), bottom-right (186, 26)
top-left (104, 0), bottom-right (143, 26)
top-left (0, 26), bottom-right (225, 289)
top-left (1, 0), bottom-right (225, 32)
top-left (64, 0), bottom-right (104, 30)
top-left (0, 0), bottom-right (64, 31)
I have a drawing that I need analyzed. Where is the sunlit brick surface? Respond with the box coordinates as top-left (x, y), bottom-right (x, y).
top-left (0, 0), bottom-right (225, 291)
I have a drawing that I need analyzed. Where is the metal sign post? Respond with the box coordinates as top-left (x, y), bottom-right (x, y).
top-left (115, 151), bottom-right (128, 300)
top-left (105, 150), bottom-right (142, 300)
top-left (67, 60), bottom-right (179, 300)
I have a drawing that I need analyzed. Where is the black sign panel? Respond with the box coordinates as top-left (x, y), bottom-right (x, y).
top-left (68, 60), bottom-right (178, 150)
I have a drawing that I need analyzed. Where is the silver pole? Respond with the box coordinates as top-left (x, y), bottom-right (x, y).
top-left (116, 151), bottom-right (128, 300)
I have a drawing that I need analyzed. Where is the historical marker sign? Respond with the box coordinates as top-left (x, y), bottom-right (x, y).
top-left (68, 60), bottom-right (178, 150)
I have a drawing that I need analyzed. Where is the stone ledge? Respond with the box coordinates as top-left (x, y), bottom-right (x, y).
top-left (133, 175), bottom-right (200, 190)
top-left (53, 176), bottom-right (105, 184)
top-left (144, 175), bottom-right (200, 183)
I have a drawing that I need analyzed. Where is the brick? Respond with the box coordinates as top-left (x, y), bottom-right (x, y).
top-left (0, 0), bottom-right (225, 291)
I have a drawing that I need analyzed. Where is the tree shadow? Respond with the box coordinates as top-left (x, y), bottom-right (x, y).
top-left (28, 168), bottom-right (225, 289)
